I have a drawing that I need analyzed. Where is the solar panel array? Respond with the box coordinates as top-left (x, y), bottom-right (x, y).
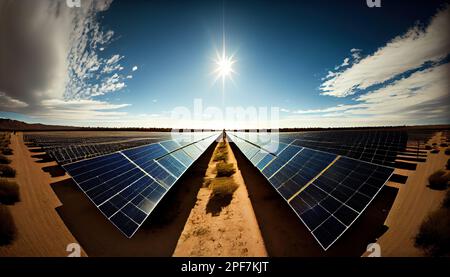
top-left (63, 132), bottom-right (219, 237)
top-left (228, 132), bottom-right (394, 250)
top-left (276, 131), bottom-right (408, 167)
top-left (25, 133), bottom-right (172, 165)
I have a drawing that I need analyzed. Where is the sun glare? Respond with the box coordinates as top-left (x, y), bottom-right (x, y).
top-left (213, 51), bottom-right (236, 83)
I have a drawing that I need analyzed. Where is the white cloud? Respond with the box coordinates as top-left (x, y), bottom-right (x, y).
top-left (0, 91), bottom-right (28, 108)
top-left (0, 0), bottom-right (130, 122)
top-left (320, 6), bottom-right (450, 97)
top-left (290, 63), bottom-right (450, 126)
top-left (132, 66), bottom-right (138, 71)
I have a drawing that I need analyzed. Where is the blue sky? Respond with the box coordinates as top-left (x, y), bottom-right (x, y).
top-left (0, 0), bottom-right (449, 128)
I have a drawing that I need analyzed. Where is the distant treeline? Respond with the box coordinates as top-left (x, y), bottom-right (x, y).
top-left (1, 118), bottom-right (448, 132)
top-left (231, 125), bottom-right (450, 132)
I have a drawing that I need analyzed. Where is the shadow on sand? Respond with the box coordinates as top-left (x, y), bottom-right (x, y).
top-left (50, 142), bottom-right (217, 257)
top-left (43, 165), bottom-right (66, 177)
top-left (206, 194), bottom-right (233, 216)
top-left (230, 142), bottom-right (398, 257)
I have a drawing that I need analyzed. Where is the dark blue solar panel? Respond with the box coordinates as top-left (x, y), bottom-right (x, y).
top-left (63, 132), bottom-right (220, 238)
top-left (157, 154), bottom-right (187, 178)
top-left (229, 131), bottom-right (394, 251)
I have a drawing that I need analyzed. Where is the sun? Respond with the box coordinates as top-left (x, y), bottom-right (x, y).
top-left (213, 51), bottom-right (236, 82)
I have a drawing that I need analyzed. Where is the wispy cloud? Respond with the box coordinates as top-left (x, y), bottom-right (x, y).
top-left (320, 6), bottom-right (450, 98)
top-left (290, 62), bottom-right (450, 126)
top-left (0, 0), bottom-right (130, 122)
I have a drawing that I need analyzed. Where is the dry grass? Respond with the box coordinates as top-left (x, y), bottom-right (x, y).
top-left (209, 177), bottom-right (239, 198)
top-left (0, 165), bottom-right (16, 178)
top-left (216, 162), bottom-right (236, 177)
top-left (0, 205), bottom-right (17, 246)
top-left (213, 142), bottom-right (228, 162)
top-left (0, 179), bottom-right (20, 205)
top-left (415, 202), bottom-right (450, 256)
top-left (428, 170), bottom-right (450, 190)
top-left (430, 148), bottom-right (440, 154)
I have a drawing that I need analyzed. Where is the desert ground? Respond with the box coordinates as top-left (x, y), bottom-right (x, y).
top-left (173, 138), bottom-right (267, 257)
top-left (373, 132), bottom-right (449, 257)
top-left (0, 133), bottom-right (86, 257)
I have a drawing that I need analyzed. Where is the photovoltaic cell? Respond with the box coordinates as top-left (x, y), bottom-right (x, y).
top-left (63, 132), bottom-right (220, 238)
top-left (228, 132), bottom-right (394, 250)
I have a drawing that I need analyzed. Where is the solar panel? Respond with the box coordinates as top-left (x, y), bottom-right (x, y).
top-left (63, 132), bottom-right (220, 237)
top-left (228, 132), bottom-right (394, 250)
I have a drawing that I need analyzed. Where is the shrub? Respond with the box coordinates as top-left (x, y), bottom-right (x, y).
top-left (209, 177), bottom-right (239, 198)
top-left (447, 159), bottom-right (450, 170)
top-left (443, 190), bottom-right (450, 209)
top-left (1, 148), bottom-right (12, 156)
top-left (428, 170), bottom-right (450, 190)
top-left (0, 155), bottom-right (11, 164)
top-left (425, 145), bottom-right (432, 150)
top-left (0, 179), bottom-right (20, 205)
top-left (445, 148), bottom-right (450, 156)
top-left (217, 142), bottom-right (227, 150)
top-left (430, 148), bottom-right (440, 154)
top-left (216, 162), bottom-right (236, 177)
top-left (415, 208), bottom-right (450, 256)
top-left (432, 143), bottom-right (437, 146)
top-left (213, 150), bottom-right (228, 162)
top-left (0, 165), bottom-right (16, 178)
top-left (441, 143), bottom-right (449, 147)
top-left (0, 205), bottom-right (17, 246)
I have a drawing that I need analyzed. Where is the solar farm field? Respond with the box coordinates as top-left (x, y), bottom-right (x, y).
top-left (227, 128), bottom-right (447, 251)
top-left (2, 127), bottom-right (449, 257)
top-left (24, 131), bottom-right (174, 165)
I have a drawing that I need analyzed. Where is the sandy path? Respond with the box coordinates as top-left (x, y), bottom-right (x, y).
top-left (172, 139), bottom-right (267, 257)
top-left (372, 132), bottom-right (448, 257)
top-left (0, 132), bottom-right (86, 257)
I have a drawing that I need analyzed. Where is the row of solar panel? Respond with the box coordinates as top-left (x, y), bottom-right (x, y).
top-left (228, 132), bottom-right (394, 250)
top-left (231, 132), bottom-right (408, 167)
top-left (63, 133), bottom-right (219, 237)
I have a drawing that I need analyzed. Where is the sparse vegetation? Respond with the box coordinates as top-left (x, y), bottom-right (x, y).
top-left (213, 142), bottom-right (228, 162)
top-left (430, 148), bottom-right (440, 154)
top-left (209, 177), bottom-right (239, 198)
top-left (428, 170), bottom-right (450, 190)
top-left (0, 205), bottom-right (17, 246)
top-left (415, 196), bottom-right (450, 256)
top-left (0, 165), bottom-right (16, 178)
top-left (0, 179), bottom-right (20, 205)
top-left (443, 190), bottom-right (450, 209)
top-left (216, 162), bottom-right (236, 177)
top-left (0, 155), bottom-right (11, 164)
